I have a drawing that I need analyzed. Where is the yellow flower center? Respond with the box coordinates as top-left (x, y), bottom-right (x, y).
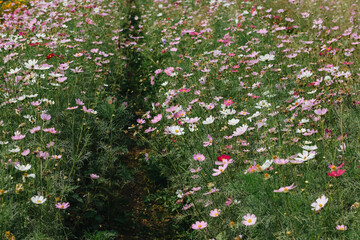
top-left (37, 200), bottom-right (41, 203)
top-left (340, 227), bottom-right (344, 230)
top-left (175, 130), bottom-right (179, 133)
top-left (284, 188), bottom-right (288, 192)
top-left (319, 204), bottom-right (323, 207)
top-left (198, 224), bottom-right (202, 228)
top-left (248, 219), bottom-right (252, 223)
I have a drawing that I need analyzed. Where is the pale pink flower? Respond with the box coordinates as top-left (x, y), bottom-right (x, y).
top-left (212, 164), bottom-right (228, 176)
top-left (40, 113), bottom-right (51, 121)
top-left (151, 114), bottom-right (162, 124)
top-left (242, 214), bottom-right (257, 226)
top-left (11, 131), bottom-right (26, 140)
top-left (30, 126), bottom-right (41, 134)
top-left (203, 135), bottom-right (213, 147)
top-left (193, 153), bottom-right (205, 161)
top-left (192, 221), bottom-right (207, 229)
top-left (209, 209), bottom-right (221, 217)
top-left (21, 149), bottom-right (30, 156)
top-left (314, 108), bottom-right (328, 115)
top-left (273, 183), bottom-right (297, 193)
top-left (90, 174), bottom-right (99, 179)
top-left (55, 202), bottom-right (70, 209)
top-left (336, 225), bottom-right (347, 231)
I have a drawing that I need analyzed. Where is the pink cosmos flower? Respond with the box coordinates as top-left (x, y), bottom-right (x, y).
top-left (193, 153), bottom-right (205, 161)
top-left (144, 127), bottom-right (156, 133)
top-left (21, 149), bottom-right (30, 156)
top-left (137, 119), bottom-right (145, 124)
top-left (242, 214), bottom-right (257, 226)
top-left (328, 162), bottom-right (344, 170)
top-left (151, 114), bottom-right (162, 124)
top-left (11, 131), bottom-right (26, 140)
top-left (55, 202), bottom-right (70, 209)
top-left (336, 225), bottom-right (347, 231)
top-left (274, 158), bottom-right (289, 165)
top-left (90, 174), bottom-right (99, 179)
top-left (203, 135), bottom-right (213, 147)
top-left (40, 113), bottom-right (51, 121)
top-left (192, 221), bottom-right (207, 230)
top-left (328, 169), bottom-right (345, 177)
top-left (209, 209), bottom-right (221, 217)
top-left (76, 99), bottom-right (84, 105)
top-left (225, 196), bottom-right (233, 206)
top-left (273, 183), bottom-right (297, 193)
top-left (314, 108), bottom-right (328, 115)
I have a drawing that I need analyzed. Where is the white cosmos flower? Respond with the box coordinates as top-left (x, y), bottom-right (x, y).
top-left (203, 116), bottom-right (215, 125)
top-left (232, 124), bottom-right (248, 136)
top-left (294, 150), bottom-right (316, 162)
top-left (9, 146), bottom-right (20, 153)
top-left (311, 195), bottom-right (328, 211)
top-left (299, 118), bottom-right (309, 124)
top-left (15, 164), bottom-right (31, 171)
top-left (302, 145), bottom-right (318, 151)
top-left (31, 195), bottom-right (47, 204)
top-left (7, 68), bottom-right (21, 75)
top-left (296, 128), bottom-right (306, 133)
top-left (168, 126), bottom-right (185, 135)
top-left (228, 118), bottom-right (240, 126)
top-left (258, 160), bottom-right (273, 171)
top-left (24, 59), bottom-right (38, 69)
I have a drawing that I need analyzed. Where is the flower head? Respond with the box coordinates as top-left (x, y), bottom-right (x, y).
top-left (15, 164), bottom-right (31, 171)
top-left (209, 209), bottom-right (221, 217)
top-left (31, 195), bottom-right (47, 204)
top-left (327, 169), bottom-right (345, 177)
top-left (336, 225), bottom-right (347, 231)
top-left (90, 174), bottom-right (99, 179)
top-left (242, 213), bottom-right (257, 226)
top-left (274, 183), bottom-right (297, 193)
top-left (311, 195), bottom-right (328, 211)
top-left (192, 221), bottom-right (207, 229)
top-left (56, 202), bottom-right (70, 209)
top-left (193, 153), bottom-right (205, 161)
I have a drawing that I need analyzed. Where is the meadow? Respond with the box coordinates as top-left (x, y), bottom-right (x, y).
top-left (1, 0), bottom-right (360, 239)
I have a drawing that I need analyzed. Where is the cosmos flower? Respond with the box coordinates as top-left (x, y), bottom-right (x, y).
top-left (192, 221), bottom-right (207, 230)
top-left (15, 164), bottom-right (31, 171)
top-left (294, 151), bottom-right (316, 162)
top-left (55, 202), bottom-right (70, 209)
top-left (311, 195), bottom-right (328, 211)
top-left (336, 225), bottom-right (347, 231)
top-left (90, 174), bottom-right (99, 179)
top-left (31, 195), bottom-right (47, 205)
top-left (274, 183), bottom-right (297, 193)
top-left (327, 169), bottom-right (345, 177)
top-left (242, 213), bottom-right (257, 226)
top-left (212, 164), bottom-right (228, 176)
top-left (193, 154), bottom-right (205, 161)
top-left (168, 126), bottom-right (185, 135)
top-left (209, 209), bottom-right (221, 217)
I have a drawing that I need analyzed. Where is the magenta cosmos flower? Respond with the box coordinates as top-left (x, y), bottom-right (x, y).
top-left (193, 153), bottom-right (205, 161)
top-left (242, 213), bottom-right (257, 226)
top-left (192, 221), bottom-right (207, 229)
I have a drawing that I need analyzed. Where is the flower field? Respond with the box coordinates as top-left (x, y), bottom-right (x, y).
top-left (2, 0), bottom-right (360, 239)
